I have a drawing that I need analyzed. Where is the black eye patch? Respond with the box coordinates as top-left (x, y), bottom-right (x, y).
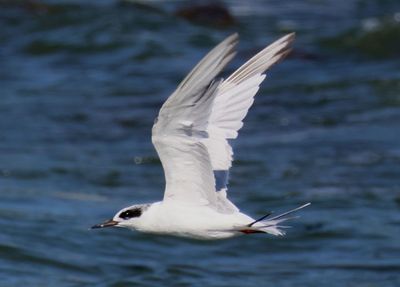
top-left (119, 208), bottom-right (142, 219)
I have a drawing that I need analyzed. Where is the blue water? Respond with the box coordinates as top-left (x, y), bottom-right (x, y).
top-left (1, 0), bottom-right (400, 286)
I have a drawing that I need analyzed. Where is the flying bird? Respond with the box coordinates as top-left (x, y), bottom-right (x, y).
top-left (92, 33), bottom-right (310, 240)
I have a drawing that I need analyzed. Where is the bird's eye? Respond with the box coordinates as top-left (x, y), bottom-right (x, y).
top-left (119, 208), bottom-right (142, 219)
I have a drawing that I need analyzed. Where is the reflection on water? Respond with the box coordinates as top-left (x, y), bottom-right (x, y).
top-left (1, 0), bottom-right (400, 286)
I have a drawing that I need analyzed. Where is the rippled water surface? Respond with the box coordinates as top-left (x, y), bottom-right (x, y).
top-left (1, 0), bottom-right (400, 286)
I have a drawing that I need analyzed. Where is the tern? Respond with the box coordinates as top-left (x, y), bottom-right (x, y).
top-left (92, 33), bottom-right (310, 240)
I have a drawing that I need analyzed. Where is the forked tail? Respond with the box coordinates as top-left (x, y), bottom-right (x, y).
top-left (240, 203), bottom-right (311, 236)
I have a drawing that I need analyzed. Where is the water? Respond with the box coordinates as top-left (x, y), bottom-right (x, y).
top-left (1, 0), bottom-right (400, 286)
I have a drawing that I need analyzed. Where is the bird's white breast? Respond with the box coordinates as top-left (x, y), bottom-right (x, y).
top-left (132, 201), bottom-right (252, 240)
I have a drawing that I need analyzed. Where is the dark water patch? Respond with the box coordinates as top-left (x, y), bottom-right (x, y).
top-left (371, 78), bottom-right (400, 106)
top-left (311, 263), bottom-right (400, 272)
top-left (26, 3), bottom-right (108, 30)
top-left (132, 40), bottom-right (174, 61)
top-left (0, 1), bottom-right (77, 17)
top-left (0, 244), bottom-right (97, 274)
top-left (91, 170), bottom-right (122, 188)
top-left (187, 33), bottom-right (221, 48)
top-left (302, 229), bottom-right (353, 240)
top-left (263, 79), bottom-right (365, 96)
top-left (347, 107), bottom-right (400, 124)
top-left (5, 168), bottom-right (48, 180)
top-left (115, 117), bottom-right (140, 129)
top-left (121, 264), bottom-right (154, 274)
top-left (50, 166), bottom-right (74, 175)
top-left (118, 0), bottom-right (166, 14)
top-left (321, 21), bottom-right (400, 59)
top-left (175, 3), bottom-right (235, 27)
top-left (109, 280), bottom-right (151, 287)
top-left (166, 264), bottom-right (204, 278)
top-left (24, 40), bottom-right (126, 55)
top-left (52, 112), bottom-right (89, 123)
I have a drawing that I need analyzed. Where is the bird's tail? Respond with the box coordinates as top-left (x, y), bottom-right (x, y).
top-left (239, 203), bottom-right (311, 236)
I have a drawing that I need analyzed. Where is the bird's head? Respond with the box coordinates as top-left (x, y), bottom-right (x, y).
top-left (91, 204), bottom-right (148, 230)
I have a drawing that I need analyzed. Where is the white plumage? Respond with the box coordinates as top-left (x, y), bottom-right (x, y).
top-left (92, 33), bottom-right (310, 240)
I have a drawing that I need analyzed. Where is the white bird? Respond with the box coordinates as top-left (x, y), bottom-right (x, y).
top-left (92, 33), bottom-right (310, 240)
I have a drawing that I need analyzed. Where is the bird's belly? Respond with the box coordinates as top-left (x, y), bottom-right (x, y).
top-left (139, 227), bottom-right (239, 240)
top-left (136, 205), bottom-right (250, 240)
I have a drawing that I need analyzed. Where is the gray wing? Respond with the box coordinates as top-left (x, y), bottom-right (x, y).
top-left (204, 33), bottom-right (295, 184)
top-left (152, 34), bottom-right (239, 212)
top-left (152, 33), bottom-right (294, 213)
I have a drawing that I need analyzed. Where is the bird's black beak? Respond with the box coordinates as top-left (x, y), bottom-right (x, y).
top-left (91, 219), bottom-right (119, 229)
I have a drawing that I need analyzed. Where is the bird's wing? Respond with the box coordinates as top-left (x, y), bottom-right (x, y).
top-left (152, 34), bottom-right (239, 212)
top-left (203, 33), bottom-right (295, 210)
top-left (152, 33), bottom-right (294, 213)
